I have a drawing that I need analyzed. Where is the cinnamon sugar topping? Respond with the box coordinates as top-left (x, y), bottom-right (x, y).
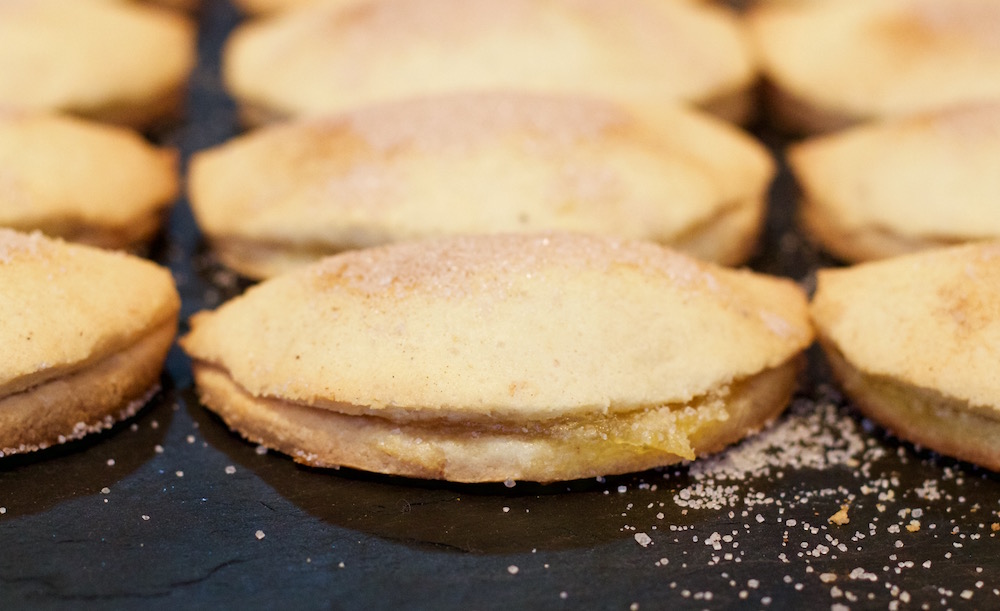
top-left (0, 228), bottom-right (47, 264)
top-left (345, 93), bottom-right (624, 154)
top-left (312, 233), bottom-right (720, 299)
top-left (910, 0), bottom-right (1000, 50)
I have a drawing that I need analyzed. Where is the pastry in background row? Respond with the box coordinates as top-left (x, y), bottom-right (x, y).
top-left (811, 242), bottom-right (1000, 472)
top-left (0, 0), bottom-right (196, 130)
top-left (223, 0), bottom-right (757, 126)
top-left (188, 92), bottom-right (773, 279)
top-left (0, 112), bottom-right (178, 251)
top-left (181, 232), bottom-right (813, 483)
top-left (145, 0), bottom-right (202, 12)
top-left (749, 0), bottom-right (1000, 134)
top-left (0, 229), bottom-right (179, 457)
top-left (789, 102), bottom-right (1000, 263)
top-left (231, 0), bottom-right (339, 16)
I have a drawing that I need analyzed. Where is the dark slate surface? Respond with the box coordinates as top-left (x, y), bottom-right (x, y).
top-left (2, 2), bottom-right (998, 609)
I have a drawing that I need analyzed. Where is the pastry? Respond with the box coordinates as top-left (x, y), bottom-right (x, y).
top-left (748, 0), bottom-right (1000, 133)
top-left (0, 229), bottom-right (180, 457)
top-left (0, 0), bottom-right (196, 130)
top-left (790, 102), bottom-right (1000, 262)
top-left (181, 232), bottom-right (813, 483)
top-left (223, 0), bottom-right (757, 125)
top-left (0, 111), bottom-right (179, 250)
top-left (188, 92), bottom-right (774, 279)
top-left (811, 242), bottom-right (1000, 471)
top-left (231, 0), bottom-right (329, 16)
top-left (144, 0), bottom-right (201, 12)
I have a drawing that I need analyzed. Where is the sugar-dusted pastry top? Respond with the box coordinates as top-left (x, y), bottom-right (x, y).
top-left (223, 0), bottom-right (755, 122)
top-left (749, 0), bottom-right (1000, 130)
top-left (811, 242), bottom-right (1000, 411)
top-left (0, 111), bottom-right (178, 247)
top-left (182, 233), bottom-right (812, 421)
top-left (0, 229), bottom-right (180, 399)
top-left (0, 0), bottom-right (196, 125)
top-left (189, 92), bottom-right (773, 273)
top-left (790, 102), bottom-right (1000, 261)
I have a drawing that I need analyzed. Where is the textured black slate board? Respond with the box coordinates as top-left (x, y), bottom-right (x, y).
top-left (2, 2), bottom-right (998, 609)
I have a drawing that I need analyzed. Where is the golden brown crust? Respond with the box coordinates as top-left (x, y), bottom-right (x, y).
top-left (820, 339), bottom-right (1000, 472)
top-left (0, 112), bottom-right (179, 250)
top-left (810, 242), bottom-right (1000, 470)
top-left (0, 321), bottom-right (176, 457)
top-left (0, 229), bottom-right (180, 400)
top-left (191, 357), bottom-right (801, 483)
top-left (232, 0), bottom-right (356, 16)
top-left (182, 233), bottom-right (812, 482)
top-left (223, 0), bottom-right (756, 125)
top-left (790, 102), bottom-right (1000, 263)
top-left (189, 93), bottom-right (773, 279)
top-left (0, 230), bottom-right (180, 455)
top-left (144, 0), bottom-right (202, 13)
top-left (0, 0), bottom-right (196, 130)
top-left (749, 0), bottom-right (1000, 134)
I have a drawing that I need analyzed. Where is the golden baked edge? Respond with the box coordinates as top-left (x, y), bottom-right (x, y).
top-left (188, 356), bottom-right (803, 484)
top-left (818, 337), bottom-right (1000, 472)
top-left (200, 191), bottom-right (764, 282)
top-left (0, 320), bottom-right (176, 457)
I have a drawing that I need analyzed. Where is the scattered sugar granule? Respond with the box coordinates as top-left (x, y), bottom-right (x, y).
top-left (101, 487), bottom-right (110, 494)
top-left (225, 465), bottom-right (236, 475)
top-left (141, 515), bottom-right (150, 521)
top-left (255, 445), bottom-right (268, 455)
top-left (906, 520), bottom-right (921, 532)
top-left (829, 505), bottom-right (850, 526)
top-left (820, 573), bottom-right (838, 583)
top-left (255, 530), bottom-right (265, 540)
top-left (0, 507), bottom-right (7, 514)
top-left (106, 459), bottom-right (115, 467)
top-left (634, 532), bottom-right (653, 548)
top-left (175, 471), bottom-right (184, 478)
top-left (507, 565), bottom-right (519, 575)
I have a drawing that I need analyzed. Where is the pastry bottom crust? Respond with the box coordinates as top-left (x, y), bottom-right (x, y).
top-left (762, 80), bottom-right (862, 136)
top-left (821, 339), bottom-right (1000, 471)
top-left (699, 85), bottom-right (758, 127)
top-left (799, 196), bottom-right (960, 263)
top-left (237, 85), bottom-right (758, 128)
top-left (207, 196), bottom-right (765, 280)
top-left (191, 357), bottom-right (801, 483)
top-left (73, 83), bottom-right (188, 134)
top-left (0, 320), bottom-right (177, 457)
top-left (12, 208), bottom-right (169, 254)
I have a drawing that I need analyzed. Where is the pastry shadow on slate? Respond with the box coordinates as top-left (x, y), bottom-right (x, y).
top-left (0, 381), bottom-right (176, 518)
top-left (183, 383), bottom-right (753, 555)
